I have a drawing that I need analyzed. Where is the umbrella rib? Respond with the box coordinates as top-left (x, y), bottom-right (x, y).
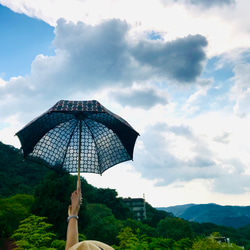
top-left (60, 119), bottom-right (78, 172)
top-left (83, 119), bottom-right (102, 175)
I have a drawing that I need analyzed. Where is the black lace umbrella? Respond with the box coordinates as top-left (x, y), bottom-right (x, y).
top-left (16, 100), bottom-right (139, 185)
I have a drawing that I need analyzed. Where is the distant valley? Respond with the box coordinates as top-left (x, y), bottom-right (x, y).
top-left (157, 203), bottom-right (250, 228)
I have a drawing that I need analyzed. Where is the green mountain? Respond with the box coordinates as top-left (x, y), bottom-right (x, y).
top-left (0, 141), bottom-right (49, 198)
top-left (158, 203), bottom-right (250, 228)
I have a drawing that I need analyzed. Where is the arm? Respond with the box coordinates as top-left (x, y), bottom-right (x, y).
top-left (65, 184), bottom-right (81, 250)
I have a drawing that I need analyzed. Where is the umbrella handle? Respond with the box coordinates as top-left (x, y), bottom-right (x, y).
top-left (77, 179), bottom-right (82, 205)
top-left (77, 179), bottom-right (81, 190)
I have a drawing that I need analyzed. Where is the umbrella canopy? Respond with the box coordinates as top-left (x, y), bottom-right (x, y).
top-left (16, 100), bottom-right (139, 177)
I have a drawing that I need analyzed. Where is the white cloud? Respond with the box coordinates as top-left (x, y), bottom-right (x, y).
top-left (230, 63), bottom-right (250, 117)
top-left (0, 18), bottom-right (208, 124)
top-left (129, 107), bottom-right (250, 196)
top-left (234, 88), bottom-right (250, 118)
top-left (182, 82), bottom-right (213, 114)
top-left (0, 77), bottom-right (6, 87)
top-left (1, 0), bottom-right (250, 207)
top-left (1, 0), bottom-right (250, 57)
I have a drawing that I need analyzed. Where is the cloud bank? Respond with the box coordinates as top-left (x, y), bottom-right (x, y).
top-left (136, 122), bottom-right (250, 194)
top-left (0, 18), bottom-right (208, 121)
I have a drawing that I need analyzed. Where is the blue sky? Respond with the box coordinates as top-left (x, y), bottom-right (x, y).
top-left (1, 0), bottom-right (250, 207)
top-left (0, 5), bottom-right (55, 80)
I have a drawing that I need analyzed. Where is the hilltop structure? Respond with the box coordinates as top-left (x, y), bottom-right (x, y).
top-left (122, 195), bottom-right (146, 220)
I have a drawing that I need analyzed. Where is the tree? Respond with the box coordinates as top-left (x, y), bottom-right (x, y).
top-left (173, 237), bottom-right (193, 250)
top-left (157, 217), bottom-right (194, 241)
top-left (144, 203), bottom-right (172, 227)
top-left (115, 227), bottom-right (149, 250)
top-left (0, 194), bottom-right (34, 237)
top-left (94, 188), bottom-right (132, 220)
top-left (148, 237), bottom-right (174, 250)
top-left (11, 215), bottom-right (56, 249)
top-left (192, 234), bottom-right (244, 250)
top-left (0, 142), bottom-right (49, 198)
top-left (123, 218), bottom-right (157, 238)
top-left (32, 171), bottom-right (87, 239)
top-left (192, 237), bottom-right (224, 250)
top-left (84, 203), bottom-right (123, 245)
top-left (51, 239), bottom-right (66, 250)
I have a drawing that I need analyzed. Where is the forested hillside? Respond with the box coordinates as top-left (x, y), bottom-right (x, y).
top-left (159, 203), bottom-right (250, 228)
top-left (0, 141), bottom-right (49, 197)
top-left (1, 141), bottom-right (250, 250)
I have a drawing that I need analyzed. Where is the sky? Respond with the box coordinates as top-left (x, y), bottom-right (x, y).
top-left (1, 0), bottom-right (250, 208)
